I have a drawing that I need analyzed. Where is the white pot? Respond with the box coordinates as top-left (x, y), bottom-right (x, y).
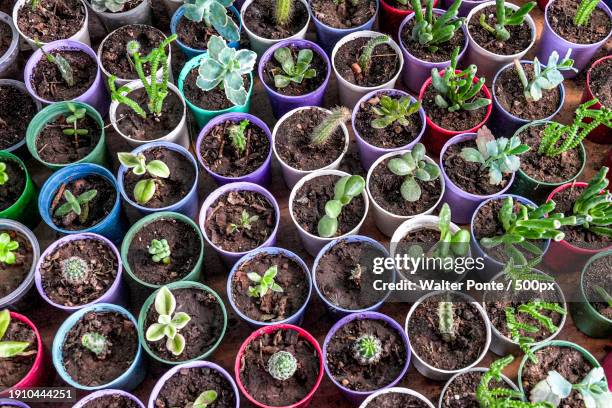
top-left (240, 0), bottom-right (310, 57)
top-left (272, 106), bottom-right (350, 189)
top-left (331, 30), bottom-right (404, 108)
top-left (289, 169), bottom-right (370, 257)
top-left (360, 387), bottom-right (435, 408)
top-left (465, 1), bottom-right (536, 82)
top-left (437, 367), bottom-right (518, 408)
top-left (0, 11), bottom-right (19, 78)
top-left (12, 0), bottom-right (91, 48)
top-left (85, 0), bottom-right (152, 32)
top-left (405, 290), bottom-right (492, 381)
top-left (366, 150), bottom-right (445, 237)
top-left (109, 80), bottom-right (189, 148)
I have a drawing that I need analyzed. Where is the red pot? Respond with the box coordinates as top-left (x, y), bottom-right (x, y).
top-left (379, 0), bottom-right (439, 40)
top-left (234, 324), bottom-right (324, 408)
top-left (605, 151), bottom-right (612, 183)
top-left (581, 55), bottom-right (612, 144)
top-left (537, 0), bottom-right (549, 10)
top-left (418, 70), bottom-right (493, 155)
top-left (604, 351), bottom-right (612, 391)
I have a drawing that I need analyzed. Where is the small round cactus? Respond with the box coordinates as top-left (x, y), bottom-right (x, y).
top-left (352, 334), bottom-right (382, 365)
top-left (267, 351), bottom-right (297, 381)
top-left (61, 256), bottom-right (89, 284)
top-left (81, 332), bottom-right (108, 356)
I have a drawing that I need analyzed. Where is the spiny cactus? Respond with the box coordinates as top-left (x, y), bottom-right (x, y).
top-left (310, 107), bottom-right (351, 146)
top-left (358, 35), bottom-right (389, 76)
top-left (438, 301), bottom-right (456, 342)
top-left (61, 256), bottom-right (89, 284)
top-left (275, 0), bottom-right (293, 27)
top-left (352, 334), bottom-right (382, 365)
top-left (268, 350), bottom-right (298, 380)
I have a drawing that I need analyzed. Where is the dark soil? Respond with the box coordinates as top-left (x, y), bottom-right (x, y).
top-left (366, 392), bottom-right (430, 407)
top-left (123, 147), bottom-right (195, 209)
top-left (154, 366), bottom-right (237, 408)
top-left (310, 0), bottom-right (376, 29)
top-left (589, 58), bottom-right (612, 108)
top-left (82, 394), bottom-right (140, 408)
top-left (144, 287), bottom-right (225, 361)
top-left (385, 0), bottom-right (426, 10)
top-left (200, 119), bottom-right (270, 177)
top-left (30, 50), bottom-right (96, 101)
top-left (50, 175), bottom-right (116, 230)
top-left (0, 84), bottom-right (38, 150)
top-left (240, 328), bottom-right (320, 406)
top-left (582, 253), bottom-right (612, 319)
top-left (292, 174), bottom-right (366, 237)
top-left (0, 159), bottom-right (26, 211)
top-left (0, 318), bottom-right (37, 389)
top-left (401, 15), bottom-right (466, 62)
top-left (243, 0), bottom-right (309, 39)
top-left (0, 21), bottom-right (11, 58)
top-left (275, 108), bottom-right (346, 171)
top-left (127, 217), bottom-right (202, 286)
top-left (422, 84), bottom-right (488, 131)
top-left (232, 252), bottom-right (309, 322)
top-left (176, 11), bottom-right (239, 50)
top-left (61, 311), bottom-right (138, 386)
top-left (369, 157), bottom-right (441, 216)
top-left (334, 37), bottom-right (400, 87)
top-left (35, 112), bottom-right (101, 165)
top-left (38, 238), bottom-right (119, 307)
top-left (495, 63), bottom-right (561, 120)
top-left (0, 229), bottom-right (33, 300)
top-left (183, 66), bottom-right (250, 111)
top-left (468, 5), bottom-right (533, 55)
top-left (326, 318), bottom-right (407, 391)
top-left (16, 0), bottom-right (85, 43)
top-left (204, 190), bottom-right (276, 253)
top-left (548, 0), bottom-right (611, 44)
top-left (441, 370), bottom-right (510, 408)
top-left (263, 45), bottom-right (327, 96)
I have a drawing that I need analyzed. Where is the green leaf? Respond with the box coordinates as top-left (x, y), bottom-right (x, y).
top-left (343, 175), bottom-right (365, 198)
top-left (400, 177), bottom-right (421, 202)
top-left (78, 189), bottom-right (97, 204)
top-left (461, 147), bottom-right (485, 164)
top-left (155, 286), bottom-right (176, 316)
top-left (388, 157), bottom-right (413, 176)
top-left (0, 309), bottom-right (9, 339)
top-left (247, 272), bottom-right (261, 283)
top-left (146, 160), bottom-right (170, 178)
top-left (325, 200), bottom-right (343, 219)
top-left (166, 332), bottom-right (185, 356)
top-left (317, 215), bottom-right (338, 238)
top-left (0, 341), bottom-right (30, 358)
top-left (117, 152), bottom-right (141, 168)
top-left (194, 390), bottom-right (218, 408)
top-left (171, 312), bottom-right (191, 330)
top-left (134, 179), bottom-right (157, 204)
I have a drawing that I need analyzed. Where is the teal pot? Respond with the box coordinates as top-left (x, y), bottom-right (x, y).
top-left (0, 150), bottom-right (38, 228)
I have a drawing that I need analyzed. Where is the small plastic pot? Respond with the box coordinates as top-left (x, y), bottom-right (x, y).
top-left (259, 39), bottom-right (330, 119)
top-left (199, 182), bottom-right (280, 266)
top-left (26, 101), bottom-right (107, 171)
top-left (178, 53), bottom-right (253, 130)
top-left (228, 247), bottom-right (312, 328)
top-left (272, 106), bottom-right (350, 189)
top-left (361, 388), bottom-right (435, 408)
top-left (0, 12), bottom-right (19, 79)
top-left (148, 361), bottom-right (239, 408)
top-left (0, 399), bottom-right (31, 407)
top-left (437, 368), bottom-right (518, 408)
top-left (353, 89), bottom-right (426, 170)
top-left (73, 390), bottom-right (144, 408)
top-left (581, 55), bottom-right (612, 144)
top-left (604, 351), bottom-right (612, 390)
top-left (38, 163), bottom-right (126, 244)
top-left (446, 0), bottom-right (488, 16)
top-left (439, 133), bottom-right (514, 225)
top-left (117, 141), bottom-right (199, 219)
top-left (537, 0), bottom-right (612, 77)
top-left (235, 324), bottom-right (324, 408)
top-left (289, 169), bottom-right (370, 257)
top-left (85, 0), bottom-right (152, 32)
top-left (0, 151), bottom-right (38, 227)
top-left (195, 112), bottom-right (273, 186)
top-left (537, 0), bottom-right (548, 10)
top-left (323, 311), bottom-right (410, 404)
top-left (378, 0), bottom-right (439, 41)
top-left (332, 30), bottom-right (404, 108)
top-left (312, 235), bottom-right (396, 317)
top-left (52, 303), bottom-right (145, 391)
top-left (0, 79), bottom-right (42, 154)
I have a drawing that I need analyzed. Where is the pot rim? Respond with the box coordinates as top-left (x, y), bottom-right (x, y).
top-left (0, 11), bottom-right (19, 64)
top-left (579, 250), bottom-right (612, 323)
top-left (543, 0), bottom-right (612, 48)
top-left (0, 151), bottom-right (34, 217)
top-left (360, 387), bottom-right (435, 408)
top-left (73, 389), bottom-right (144, 408)
top-left (437, 366), bottom-right (518, 408)
top-left (7, 311), bottom-right (44, 391)
top-left (240, 0), bottom-right (311, 43)
top-left (585, 55), bottom-right (612, 110)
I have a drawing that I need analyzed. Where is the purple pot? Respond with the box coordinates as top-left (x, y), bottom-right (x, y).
top-left (398, 10), bottom-right (469, 93)
top-left (439, 133), bottom-right (515, 224)
top-left (148, 361), bottom-right (239, 408)
top-left (352, 89), bottom-right (426, 169)
top-left (198, 182), bottom-right (280, 267)
top-left (73, 390), bottom-right (144, 408)
top-left (446, 0), bottom-right (487, 16)
top-left (323, 311), bottom-right (411, 404)
top-left (0, 400), bottom-right (31, 408)
top-left (258, 39), bottom-right (331, 119)
top-left (537, 0), bottom-right (612, 78)
top-left (24, 39), bottom-right (109, 115)
top-left (34, 233), bottom-right (126, 312)
top-left (195, 112), bottom-right (273, 186)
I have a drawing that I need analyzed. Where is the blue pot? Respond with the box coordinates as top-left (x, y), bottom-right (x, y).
top-left (38, 163), bottom-right (126, 244)
top-left (117, 141), bottom-right (200, 219)
top-left (227, 247), bottom-right (312, 329)
top-left (52, 303), bottom-right (146, 391)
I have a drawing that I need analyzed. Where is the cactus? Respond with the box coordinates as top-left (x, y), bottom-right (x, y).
top-left (352, 334), bottom-right (382, 365)
top-left (61, 256), bottom-right (89, 284)
top-left (310, 106), bottom-right (351, 146)
top-left (268, 350), bottom-right (298, 380)
top-left (358, 35), bottom-right (389, 76)
top-left (275, 0), bottom-right (293, 27)
top-left (438, 301), bottom-right (456, 342)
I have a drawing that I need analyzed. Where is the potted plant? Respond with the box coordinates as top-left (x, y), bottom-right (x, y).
top-left (379, 0), bottom-right (440, 41)
top-left (366, 143), bottom-right (444, 236)
top-left (51, 303), bottom-right (144, 391)
top-left (178, 35), bottom-right (256, 129)
top-left (290, 170), bottom-right (370, 256)
top-left (331, 31), bottom-right (403, 107)
top-left (258, 39), bottom-right (331, 118)
top-left (0, 400), bottom-right (31, 408)
top-left (227, 246), bottom-right (312, 327)
top-left (26, 102), bottom-right (107, 171)
top-left (309, 0), bottom-right (378, 53)
top-left (438, 366), bottom-right (519, 408)
top-left (0, 151), bottom-right (38, 227)
top-left (86, 0), bottom-right (152, 32)
top-left (38, 163), bottom-right (125, 244)
top-left (360, 387), bottom-right (435, 408)
top-left (73, 389), bottom-right (144, 408)
top-left (196, 112), bottom-right (273, 186)
top-left (0, 12), bottom-right (19, 79)
top-left (198, 182), bottom-right (280, 266)
top-left (537, 0), bottom-right (612, 76)
top-left (272, 106), bottom-right (350, 188)
top-left (312, 235), bottom-right (396, 316)
top-left (138, 283), bottom-right (227, 365)
top-left (0, 79), bottom-right (41, 154)
top-left (116, 142), bottom-right (199, 218)
top-left (582, 55), bottom-right (612, 143)
top-left (234, 323), bottom-right (324, 408)
top-left (148, 361), bottom-right (239, 408)
top-left (240, 0), bottom-right (310, 56)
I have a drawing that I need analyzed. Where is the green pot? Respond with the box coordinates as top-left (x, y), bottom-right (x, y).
top-left (26, 101), bottom-right (107, 171)
top-left (177, 53), bottom-right (253, 129)
top-left (0, 151), bottom-right (38, 228)
top-left (137, 280), bottom-right (227, 365)
top-left (570, 250), bottom-right (612, 338)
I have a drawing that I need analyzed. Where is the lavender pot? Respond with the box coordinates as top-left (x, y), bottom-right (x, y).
top-left (0, 400), bottom-right (31, 408)
top-left (447, 0), bottom-right (488, 16)
top-left (323, 311), bottom-right (411, 404)
top-left (198, 182), bottom-right (280, 267)
top-left (73, 390), bottom-right (144, 408)
top-left (195, 112), bottom-right (273, 186)
top-left (258, 39), bottom-right (331, 119)
top-left (24, 40), bottom-right (109, 114)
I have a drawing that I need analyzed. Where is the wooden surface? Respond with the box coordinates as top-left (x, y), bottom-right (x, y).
top-left (8, 0), bottom-right (611, 406)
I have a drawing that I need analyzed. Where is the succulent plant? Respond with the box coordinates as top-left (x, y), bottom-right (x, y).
top-left (183, 0), bottom-right (240, 42)
top-left (145, 286), bottom-right (191, 356)
top-left (62, 102), bottom-right (89, 148)
top-left (117, 152), bottom-right (170, 205)
top-left (0, 162), bottom-right (7, 185)
top-left (310, 106), bottom-right (351, 146)
top-left (0, 232), bottom-right (19, 265)
top-left (35, 40), bottom-right (74, 87)
top-left (268, 350), bottom-right (297, 380)
top-left (193, 390), bottom-right (218, 408)
top-left (61, 256), bottom-right (90, 284)
top-left (54, 189), bottom-right (98, 224)
top-left (90, 0), bottom-right (131, 13)
top-left (149, 239), bottom-right (171, 265)
top-left (410, 0), bottom-right (464, 52)
top-left (438, 300), bottom-right (455, 342)
top-left (514, 50), bottom-right (575, 102)
top-left (81, 332), bottom-right (108, 356)
top-left (0, 309), bottom-right (32, 359)
top-left (352, 334), bottom-right (382, 365)
top-left (568, 167), bottom-right (612, 238)
top-left (247, 265), bottom-right (283, 298)
top-left (574, 0), bottom-right (601, 26)
top-left (478, 0), bottom-right (535, 41)
top-left (229, 210), bottom-right (259, 233)
top-left (228, 119), bottom-right (249, 155)
top-left (357, 35), bottom-right (389, 77)
top-left (317, 175), bottom-right (365, 238)
top-left (272, 47), bottom-right (316, 89)
top-left (387, 143), bottom-right (440, 202)
top-left (530, 367), bottom-right (611, 407)
top-left (370, 95), bottom-right (421, 129)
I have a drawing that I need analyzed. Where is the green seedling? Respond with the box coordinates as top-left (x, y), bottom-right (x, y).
top-left (0, 309), bottom-right (32, 359)
top-left (229, 119), bottom-right (249, 156)
top-left (272, 47), bottom-right (316, 88)
top-left (0, 162), bottom-right (9, 185)
top-left (352, 334), bottom-right (382, 365)
top-left (81, 332), bottom-right (108, 356)
top-left (62, 102), bottom-right (89, 148)
top-left (268, 350), bottom-right (297, 380)
top-left (183, 0), bottom-right (240, 42)
top-left (145, 286), bottom-right (191, 356)
top-left (387, 143), bottom-right (440, 202)
top-left (54, 189), bottom-right (98, 224)
top-left (0, 232), bottom-right (19, 265)
top-left (371, 95), bottom-right (421, 129)
top-left (192, 390), bottom-right (218, 408)
top-left (574, 0), bottom-right (600, 26)
top-left (247, 265), bottom-right (283, 298)
top-left (317, 175), bottom-right (365, 238)
top-left (478, 0), bottom-right (535, 41)
top-left (35, 40), bottom-right (74, 87)
top-left (229, 210), bottom-right (259, 234)
top-left (410, 0), bottom-right (464, 52)
top-left (515, 50), bottom-right (576, 102)
top-left (149, 239), bottom-right (171, 265)
top-left (117, 152), bottom-right (170, 205)
top-left (530, 367), bottom-right (611, 407)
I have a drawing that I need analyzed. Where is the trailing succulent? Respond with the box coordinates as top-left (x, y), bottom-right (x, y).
top-left (247, 265), bottom-right (283, 298)
top-left (310, 106), bottom-right (351, 146)
top-left (268, 350), bottom-right (297, 380)
top-left (317, 175), bottom-right (365, 238)
top-left (478, 0), bottom-right (535, 41)
top-left (117, 152), bottom-right (171, 205)
top-left (149, 239), bottom-right (171, 265)
top-left (0, 309), bottom-right (34, 359)
top-left (352, 334), bottom-right (382, 365)
top-left (90, 0), bottom-right (131, 13)
top-left (387, 143), bottom-right (440, 202)
top-left (145, 286), bottom-right (191, 356)
top-left (353, 35), bottom-right (390, 78)
top-left (514, 50), bottom-right (575, 102)
top-left (272, 47), bottom-right (316, 89)
top-left (567, 167), bottom-right (612, 238)
top-left (530, 367), bottom-right (612, 408)
top-left (183, 0), bottom-right (240, 42)
top-left (0, 162), bottom-right (7, 185)
top-left (370, 95), bottom-right (421, 129)
top-left (574, 0), bottom-right (601, 27)
top-left (409, 0), bottom-right (463, 53)
top-left (54, 189), bottom-right (98, 224)
top-left (0, 232), bottom-right (19, 265)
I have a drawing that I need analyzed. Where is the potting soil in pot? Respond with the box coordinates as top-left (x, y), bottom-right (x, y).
top-left (309, 0), bottom-right (377, 29)
top-left (582, 254), bottom-right (612, 319)
top-left (243, 0), bottom-right (309, 39)
top-left (0, 229), bottom-right (33, 299)
top-left (441, 370), bottom-right (510, 408)
top-left (589, 59), bottom-right (612, 108)
top-left (155, 366), bottom-right (237, 408)
top-left (82, 394), bottom-right (140, 408)
top-left (176, 11), bottom-right (240, 50)
top-left (0, 84), bottom-right (38, 150)
top-left (0, 21), bottom-right (11, 57)
top-left (366, 392), bottom-right (430, 407)
top-left (401, 16), bottom-right (465, 63)
top-left (0, 160), bottom-right (26, 211)
top-left (0, 318), bottom-right (37, 389)
top-left (421, 84), bottom-right (488, 132)
top-left (16, 0), bottom-right (85, 43)
top-left (334, 37), bottom-right (399, 87)
top-left (35, 113), bottom-right (101, 165)
top-left (30, 50), bottom-right (97, 101)
top-left (262, 45), bottom-right (327, 96)
top-left (183, 66), bottom-right (250, 110)
top-left (547, 0), bottom-right (611, 44)
top-left (468, 5), bottom-right (532, 55)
